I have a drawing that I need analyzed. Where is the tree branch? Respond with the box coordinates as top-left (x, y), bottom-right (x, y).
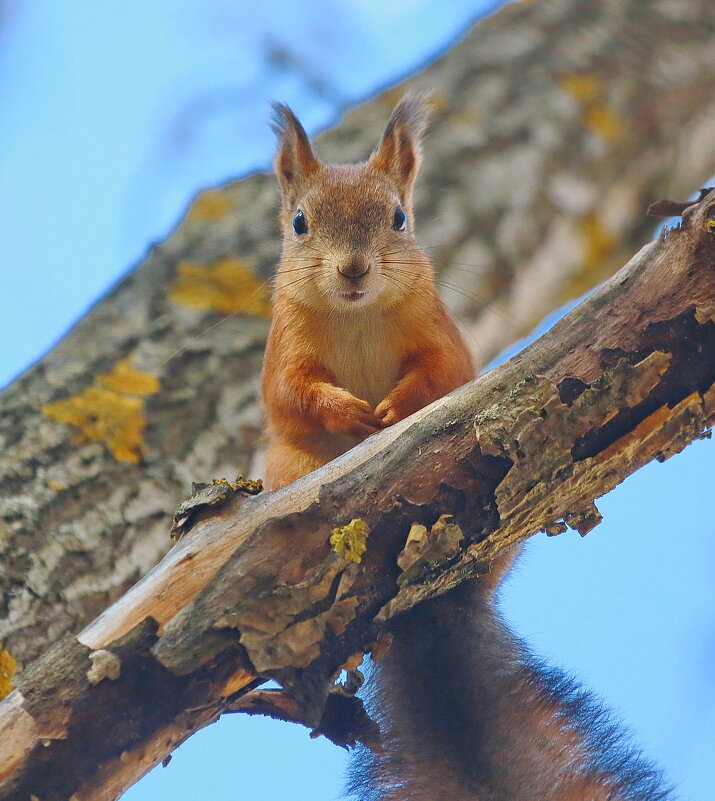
top-left (1, 191), bottom-right (713, 801)
top-left (3, 0), bottom-right (715, 665)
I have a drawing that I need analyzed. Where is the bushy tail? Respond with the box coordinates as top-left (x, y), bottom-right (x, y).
top-left (348, 579), bottom-right (671, 801)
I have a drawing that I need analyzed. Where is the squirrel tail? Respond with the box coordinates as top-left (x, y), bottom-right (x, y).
top-left (348, 575), bottom-right (672, 801)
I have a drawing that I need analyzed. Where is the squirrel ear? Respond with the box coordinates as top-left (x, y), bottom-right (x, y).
top-left (271, 103), bottom-right (320, 202)
top-left (370, 90), bottom-right (430, 199)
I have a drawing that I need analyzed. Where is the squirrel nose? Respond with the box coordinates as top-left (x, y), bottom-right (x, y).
top-left (337, 260), bottom-right (370, 279)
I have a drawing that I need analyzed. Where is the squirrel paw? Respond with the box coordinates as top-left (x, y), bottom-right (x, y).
top-left (375, 395), bottom-right (411, 426)
top-left (321, 391), bottom-right (384, 438)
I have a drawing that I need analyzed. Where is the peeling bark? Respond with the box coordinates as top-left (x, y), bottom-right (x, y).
top-left (1, 190), bottom-right (713, 801)
top-left (2, 0), bottom-right (715, 666)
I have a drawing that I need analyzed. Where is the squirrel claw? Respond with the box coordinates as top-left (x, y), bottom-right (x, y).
top-left (375, 398), bottom-right (403, 426)
top-left (322, 392), bottom-right (384, 438)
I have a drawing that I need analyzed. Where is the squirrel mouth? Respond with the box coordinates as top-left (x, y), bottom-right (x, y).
top-left (341, 290), bottom-right (368, 302)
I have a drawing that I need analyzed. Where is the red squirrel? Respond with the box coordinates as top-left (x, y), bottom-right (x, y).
top-left (261, 94), bottom-right (474, 489)
top-left (261, 95), bottom-right (670, 801)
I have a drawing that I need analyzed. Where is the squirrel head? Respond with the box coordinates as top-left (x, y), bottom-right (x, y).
top-left (271, 92), bottom-right (432, 312)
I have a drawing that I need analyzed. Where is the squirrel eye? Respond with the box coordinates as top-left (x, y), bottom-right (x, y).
top-left (392, 206), bottom-right (407, 232)
top-left (292, 209), bottom-right (308, 235)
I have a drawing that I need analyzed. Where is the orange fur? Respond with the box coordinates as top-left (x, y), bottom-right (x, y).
top-left (262, 94), bottom-right (474, 490)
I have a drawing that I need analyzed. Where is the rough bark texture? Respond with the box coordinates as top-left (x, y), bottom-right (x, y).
top-left (1, 190), bottom-right (713, 801)
top-left (2, 0), bottom-right (715, 667)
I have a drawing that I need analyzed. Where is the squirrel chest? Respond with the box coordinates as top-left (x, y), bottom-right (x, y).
top-left (321, 314), bottom-right (401, 408)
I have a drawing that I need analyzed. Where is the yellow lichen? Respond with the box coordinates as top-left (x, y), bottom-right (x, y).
top-left (0, 646), bottom-right (17, 699)
top-left (330, 519), bottom-right (370, 564)
top-left (560, 72), bottom-right (621, 143)
top-left (560, 73), bottom-right (602, 103)
top-left (42, 359), bottom-right (159, 464)
top-left (47, 479), bottom-right (66, 491)
top-left (187, 189), bottom-right (234, 223)
top-left (169, 258), bottom-right (271, 317)
top-left (583, 104), bottom-right (620, 143)
top-left (97, 358), bottom-right (160, 395)
top-left (213, 475), bottom-right (264, 494)
top-left (560, 214), bottom-right (619, 301)
top-left (579, 214), bottom-right (618, 273)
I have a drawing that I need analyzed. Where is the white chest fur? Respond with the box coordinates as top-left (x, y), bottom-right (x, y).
top-left (321, 312), bottom-right (401, 407)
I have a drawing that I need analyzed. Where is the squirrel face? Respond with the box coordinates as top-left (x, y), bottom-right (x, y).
top-left (271, 94), bottom-right (432, 312)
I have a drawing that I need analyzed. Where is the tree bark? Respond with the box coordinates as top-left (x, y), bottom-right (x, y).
top-left (2, 0), bottom-right (715, 667)
top-left (1, 189), bottom-right (713, 801)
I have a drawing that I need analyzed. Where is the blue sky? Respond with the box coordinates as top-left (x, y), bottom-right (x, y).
top-left (0, 2), bottom-right (712, 799)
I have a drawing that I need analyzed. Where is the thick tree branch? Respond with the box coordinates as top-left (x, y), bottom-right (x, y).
top-left (3, 0), bottom-right (715, 665)
top-left (1, 192), bottom-right (713, 801)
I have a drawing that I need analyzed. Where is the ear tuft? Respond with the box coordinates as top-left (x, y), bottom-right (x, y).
top-left (380, 90), bottom-right (431, 148)
top-left (370, 90), bottom-right (431, 199)
top-left (270, 102), bottom-right (320, 201)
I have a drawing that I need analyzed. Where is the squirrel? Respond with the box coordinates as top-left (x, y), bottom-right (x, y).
top-left (261, 95), bottom-right (474, 487)
top-left (261, 94), bottom-right (671, 801)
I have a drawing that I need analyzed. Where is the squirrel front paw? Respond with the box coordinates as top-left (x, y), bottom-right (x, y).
top-left (320, 389), bottom-right (384, 438)
top-left (375, 393), bottom-right (415, 426)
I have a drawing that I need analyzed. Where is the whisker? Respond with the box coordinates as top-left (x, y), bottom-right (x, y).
top-left (381, 256), bottom-right (528, 282)
top-left (382, 265), bottom-right (523, 328)
top-left (381, 272), bottom-right (416, 296)
top-left (455, 317), bottom-right (483, 355)
top-left (379, 248), bottom-right (425, 259)
top-left (161, 270), bottom-right (315, 369)
top-left (160, 282), bottom-right (269, 367)
top-left (381, 272), bottom-right (485, 356)
top-left (380, 246), bottom-right (525, 278)
top-left (276, 263), bottom-right (322, 275)
top-left (271, 273), bottom-right (314, 294)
